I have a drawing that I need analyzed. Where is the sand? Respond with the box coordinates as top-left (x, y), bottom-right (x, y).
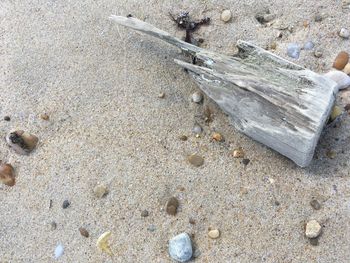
top-left (1, 0), bottom-right (350, 262)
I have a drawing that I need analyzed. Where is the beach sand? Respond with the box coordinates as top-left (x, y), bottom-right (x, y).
top-left (1, 0), bottom-right (350, 262)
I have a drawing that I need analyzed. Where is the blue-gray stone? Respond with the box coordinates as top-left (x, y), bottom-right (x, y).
top-left (303, 41), bottom-right (315, 50)
top-left (286, 43), bottom-right (300, 59)
top-left (168, 233), bottom-right (193, 262)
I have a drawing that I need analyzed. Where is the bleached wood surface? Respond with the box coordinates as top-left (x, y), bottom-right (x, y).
top-left (110, 15), bottom-right (338, 167)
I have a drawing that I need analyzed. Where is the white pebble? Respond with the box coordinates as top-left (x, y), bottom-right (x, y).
top-left (192, 91), bottom-right (203, 103)
top-left (287, 43), bottom-right (300, 59)
top-left (93, 184), bottom-right (108, 198)
top-left (192, 124), bottom-right (202, 134)
top-left (324, 70), bottom-right (350, 90)
top-left (54, 244), bottom-right (64, 259)
top-left (208, 229), bottom-right (220, 239)
top-left (221, 10), bottom-right (232, 22)
top-left (339, 28), bottom-right (350, 39)
top-left (305, 220), bottom-right (322, 239)
top-left (168, 233), bottom-right (193, 262)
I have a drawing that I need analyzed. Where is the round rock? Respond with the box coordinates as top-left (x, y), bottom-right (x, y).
top-left (221, 10), bottom-right (232, 22)
top-left (188, 154), bottom-right (204, 167)
top-left (168, 233), bottom-right (193, 262)
top-left (192, 91), bottom-right (203, 103)
top-left (166, 197), bottom-right (179, 216)
top-left (333, 51), bottom-right (349, 70)
top-left (305, 220), bottom-right (322, 239)
top-left (287, 43), bottom-right (300, 59)
top-left (339, 28), bottom-right (350, 39)
top-left (93, 184), bottom-right (108, 198)
top-left (192, 124), bottom-right (202, 134)
top-left (313, 48), bottom-right (323, 58)
top-left (208, 229), bottom-right (220, 239)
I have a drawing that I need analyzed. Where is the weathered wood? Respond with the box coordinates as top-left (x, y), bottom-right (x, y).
top-left (110, 15), bottom-right (338, 167)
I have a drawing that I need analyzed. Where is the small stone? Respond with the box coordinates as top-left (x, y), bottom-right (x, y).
top-left (147, 224), bottom-right (156, 232)
top-left (305, 220), bottom-right (322, 239)
top-left (310, 199), bottom-right (321, 210)
top-left (303, 41), bottom-right (314, 50)
top-left (343, 63), bottom-right (350, 75)
top-left (221, 10), bottom-right (232, 22)
top-left (188, 154), bottom-right (204, 167)
top-left (287, 43), bottom-right (300, 59)
top-left (345, 104), bottom-right (350, 111)
top-left (50, 221), bottom-right (57, 230)
top-left (324, 70), bottom-right (350, 90)
top-left (62, 200), bottom-right (70, 209)
top-left (6, 130), bottom-right (38, 155)
top-left (212, 132), bottom-right (223, 142)
top-left (166, 197), bottom-right (179, 216)
top-left (192, 124), bottom-right (202, 134)
top-left (242, 158), bottom-right (250, 165)
top-left (168, 233), bottom-right (193, 262)
top-left (54, 244), bottom-right (64, 259)
top-left (158, 92), bottom-right (165, 98)
top-left (79, 227), bottom-right (89, 238)
top-left (233, 147), bottom-right (244, 158)
top-left (40, 113), bottom-right (50, 120)
top-left (0, 163), bottom-right (15, 187)
top-left (269, 42), bottom-right (277, 50)
top-left (326, 150), bottom-right (336, 159)
top-left (303, 20), bottom-right (309, 28)
top-left (141, 210), bottom-right (149, 217)
top-left (333, 51), bottom-right (349, 70)
top-left (208, 229), bottom-right (220, 239)
top-left (189, 218), bottom-right (196, 225)
top-left (339, 28), bottom-right (350, 39)
top-left (314, 14), bottom-right (323, 22)
top-left (4, 116), bottom-right (10, 121)
top-left (192, 91), bottom-right (203, 103)
top-left (93, 184), bottom-right (108, 198)
top-left (179, 135), bottom-right (188, 141)
top-left (255, 12), bottom-right (275, 24)
top-left (330, 105), bottom-right (342, 121)
top-left (313, 48), bottom-right (323, 58)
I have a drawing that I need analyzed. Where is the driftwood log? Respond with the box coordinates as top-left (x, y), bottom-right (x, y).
top-left (110, 15), bottom-right (338, 167)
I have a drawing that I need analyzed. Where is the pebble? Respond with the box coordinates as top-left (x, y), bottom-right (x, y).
top-left (187, 154), bottom-right (204, 167)
top-left (255, 12), bottom-right (275, 24)
top-left (62, 200), bottom-right (70, 209)
top-left (0, 163), bottom-right (15, 186)
top-left (79, 227), bottom-right (89, 238)
top-left (324, 71), bottom-right (350, 90)
top-left (330, 105), bottom-right (343, 121)
top-left (303, 41), bottom-right (314, 50)
top-left (314, 13), bottom-right (323, 22)
top-left (4, 116), bottom-right (10, 121)
top-left (179, 135), bottom-right (188, 141)
top-left (6, 130), bottom-right (38, 155)
top-left (168, 233), bottom-right (193, 262)
top-left (50, 221), bottom-right (57, 230)
top-left (310, 199), bottom-right (321, 210)
top-left (208, 229), bottom-right (220, 239)
top-left (141, 210), bottom-right (149, 217)
top-left (54, 244), bottom-right (64, 259)
top-left (147, 224), bottom-right (156, 232)
top-left (166, 197), bottom-right (179, 216)
top-left (305, 220), bottom-right (322, 239)
top-left (212, 132), bottom-right (224, 142)
top-left (286, 43), bottom-right (300, 59)
top-left (192, 91), bottom-right (203, 103)
top-left (242, 158), bottom-right (250, 165)
top-left (326, 150), bottom-right (336, 159)
top-left (233, 147), bottom-right (244, 158)
top-left (96, 231), bottom-right (112, 255)
top-left (343, 63), bottom-right (350, 75)
top-left (313, 48), bottom-right (323, 58)
top-left (221, 10), bottom-right (232, 22)
top-left (192, 124), bottom-right (202, 134)
top-left (40, 113), bottom-right (50, 120)
top-left (339, 28), bottom-right (350, 39)
top-left (93, 184), bottom-right (108, 198)
top-left (158, 92), bottom-right (165, 98)
top-left (333, 51), bottom-right (349, 70)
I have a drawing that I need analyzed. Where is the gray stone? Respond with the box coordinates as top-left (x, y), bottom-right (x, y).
top-left (287, 43), bottom-right (300, 59)
top-left (303, 41), bottom-right (314, 50)
top-left (339, 28), bottom-right (350, 39)
top-left (168, 233), bottom-right (193, 262)
top-left (192, 91), bottom-right (203, 103)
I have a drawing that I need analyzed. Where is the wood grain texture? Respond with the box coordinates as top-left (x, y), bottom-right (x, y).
top-left (110, 15), bottom-right (338, 167)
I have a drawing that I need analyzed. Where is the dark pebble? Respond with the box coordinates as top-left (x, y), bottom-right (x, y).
top-left (141, 210), bottom-right (149, 217)
top-left (310, 199), bottom-right (321, 210)
top-left (242, 158), bottom-right (250, 165)
top-left (62, 200), bottom-right (70, 209)
top-left (179, 135), bottom-right (188, 141)
top-left (274, 200), bottom-right (280, 206)
top-left (4, 116), bottom-right (10, 121)
top-left (79, 227), bottom-right (89, 238)
top-left (166, 197), bottom-right (179, 216)
top-left (309, 237), bottom-right (319, 246)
